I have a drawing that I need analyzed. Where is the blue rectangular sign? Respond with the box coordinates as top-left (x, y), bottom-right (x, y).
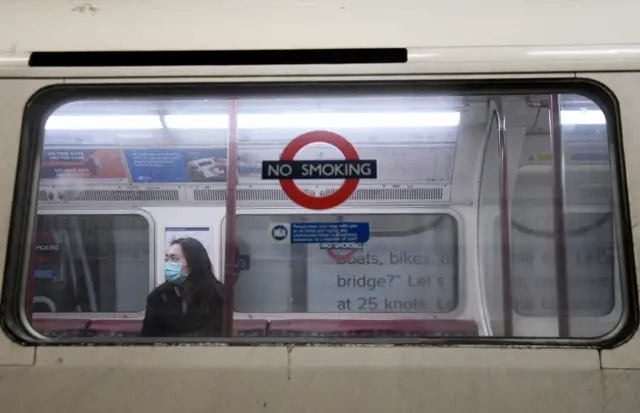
top-left (570, 153), bottom-right (608, 163)
top-left (123, 148), bottom-right (228, 183)
top-left (290, 222), bottom-right (370, 245)
top-left (34, 270), bottom-right (57, 279)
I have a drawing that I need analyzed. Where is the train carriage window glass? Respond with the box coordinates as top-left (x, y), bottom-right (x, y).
top-left (9, 84), bottom-right (632, 343)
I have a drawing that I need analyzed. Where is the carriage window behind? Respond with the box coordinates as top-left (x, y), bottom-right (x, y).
top-left (32, 214), bottom-right (151, 314)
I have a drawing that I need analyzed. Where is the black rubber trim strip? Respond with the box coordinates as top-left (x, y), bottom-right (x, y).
top-left (28, 49), bottom-right (408, 67)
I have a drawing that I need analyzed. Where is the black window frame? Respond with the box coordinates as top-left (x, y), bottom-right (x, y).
top-left (1, 79), bottom-right (636, 347)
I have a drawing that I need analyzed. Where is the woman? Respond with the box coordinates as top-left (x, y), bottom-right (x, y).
top-left (141, 237), bottom-right (224, 337)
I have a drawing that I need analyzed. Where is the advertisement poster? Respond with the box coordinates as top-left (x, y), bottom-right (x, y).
top-left (124, 148), bottom-right (262, 184)
top-left (39, 149), bottom-right (129, 184)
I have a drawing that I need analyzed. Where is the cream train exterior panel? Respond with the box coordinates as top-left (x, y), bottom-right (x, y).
top-left (0, 79), bottom-right (49, 366)
top-left (2, 47), bottom-right (640, 77)
top-left (0, 71), bottom-right (634, 412)
top-left (589, 72), bottom-right (640, 368)
top-left (0, 0), bottom-right (638, 51)
top-left (0, 1), bottom-right (638, 411)
top-left (0, 348), bottom-right (605, 413)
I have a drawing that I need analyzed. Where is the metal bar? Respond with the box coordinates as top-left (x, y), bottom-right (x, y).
top-left (290, 214), bottom-right (308, 312)
top-left (549, 94), bottom-right (570, 337)
top-left (71, 219), bottom-right (98, 312)
top-left (222, 99), bottom-right (239, 337)
top-left (495, 104), bottom-right (514, 337)
top-left (26, 253), bottom-right (36, 322)
top-left (61, 231), bottom-right (80, 311)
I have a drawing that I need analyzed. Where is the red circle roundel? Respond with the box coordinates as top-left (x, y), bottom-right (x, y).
top-left (327, 248), bottom-right (358, 263)
top-left (279, 130), bottom-right (359, 210)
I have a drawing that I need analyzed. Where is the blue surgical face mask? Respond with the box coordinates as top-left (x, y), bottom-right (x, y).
top-left (164, 262), bottom-right (186, 284)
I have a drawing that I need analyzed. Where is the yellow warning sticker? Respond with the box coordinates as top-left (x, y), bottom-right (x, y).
top-left (527, 153), bottom-right (552, 162)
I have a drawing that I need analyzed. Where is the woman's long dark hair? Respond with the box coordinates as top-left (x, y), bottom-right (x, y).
top-left (170, 237), bottom-right (224, 310)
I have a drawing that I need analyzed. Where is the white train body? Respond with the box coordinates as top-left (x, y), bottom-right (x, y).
top-left (0, 1), bottom-right (640, 412)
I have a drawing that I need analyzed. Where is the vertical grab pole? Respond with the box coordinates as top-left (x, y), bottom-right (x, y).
top-left (495, 105), bottom-right (513, 337)
top-left (26, 254), bottom-right (36, 322)
top-left (549, 95), bottom-right (570, 337)
top-left (223, 99), bottom-right (239, 337)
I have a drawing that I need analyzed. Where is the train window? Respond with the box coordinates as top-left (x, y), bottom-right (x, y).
top-left (6, 82), bottom-right (633, 343)
top-left (233, 214), bottom-right (458, 313)
top-left (31, 214), bottom-right (151, 315)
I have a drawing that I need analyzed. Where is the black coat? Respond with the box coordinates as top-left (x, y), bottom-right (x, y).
top-left (140, 282), bottom-right (223, 337)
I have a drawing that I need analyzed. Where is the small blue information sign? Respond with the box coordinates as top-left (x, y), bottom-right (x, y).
top-left (289, 222), bottom-right (370, 248)
top-left (570, 153), bottom-right (608, 163)
top-left (34, 269), bottom-right (57, 279)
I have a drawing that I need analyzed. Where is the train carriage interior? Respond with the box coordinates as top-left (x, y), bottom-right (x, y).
top-left (22, 86), bottom-right (626, 342)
